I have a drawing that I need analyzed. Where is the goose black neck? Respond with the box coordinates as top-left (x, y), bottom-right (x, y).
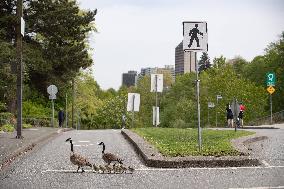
top-left (102, 143), bottom-right (105, 154)
top-left (70, 140), bottom-right (74, 152)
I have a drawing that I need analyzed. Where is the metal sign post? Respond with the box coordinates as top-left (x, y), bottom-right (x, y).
top-left (266, 72), bottom-right (276, 125)
top-left (151, 74), bottom-right (163, 127)
top-left (127, 93), bottom-right (140, 128)
top-left (132, 95), bottom-right (135, 128)
top-left (155, 75), bottom-right (158, 127)
top-left (47, 85), bottom-right (58, 127)
top-left (65, 93), bottom-right (68, 128)
top-left (208, 102), bottom-right (215, 125)
top-left (52, 99), bottom-right (54, 127)
top-left (183, 21), bottom-right (208, 152)
top-left (195, 52), bottom-right (202, 152)
top-left (215, 95), bottom-right (222, 127)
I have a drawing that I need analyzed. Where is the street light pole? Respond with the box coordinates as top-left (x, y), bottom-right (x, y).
top-left (16, 0), bottom-right (23, 139)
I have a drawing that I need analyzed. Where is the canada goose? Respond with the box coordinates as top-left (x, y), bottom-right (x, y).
top-left (93, 163), bottom-right (100, 173)
top-left (113, 164), bottom-right (121, 174)
top-left (105, 165), bottom-right (113, 173)
top-left (65, 138), bottom-right (92, 173)
top-left (99, 165), bottom-right (106, 173)
top-left (128, 166), bottom-right (135, 173)
top-left (98, 142), bottom-right (123, 165)
top-left (119, 165), bottom-right (127, 173)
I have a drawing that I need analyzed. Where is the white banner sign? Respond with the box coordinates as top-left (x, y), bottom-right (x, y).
top-left (152, 106), bottom-right (160, 126)
top-left (49, 94), bottom-right (56, 100)
top-left (208, 102), bottom-right (215, 108)
top-left (21, 17), bottom-right (25, 36)
top-left (127, 93), bottom-right (140, 112)
top-left (150, 74), bottom-right (163, 92)
top-left (183, 21), bottom-right (208, 52)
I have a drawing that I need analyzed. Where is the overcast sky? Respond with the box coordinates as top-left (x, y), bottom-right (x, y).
top-left (77, 0), bottom-right (284, 90)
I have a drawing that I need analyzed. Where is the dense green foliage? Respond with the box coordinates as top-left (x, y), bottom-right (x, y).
top-left (132, 128), bottom-right (254, 156)
top-left (0, 124), bottom-right (15, 132)
top-left (0, 0), bottom-right (97, 113)
top-left (0, 1), bottom-right (283, 129)
top-left (198, 52), bottom-right (211, 72)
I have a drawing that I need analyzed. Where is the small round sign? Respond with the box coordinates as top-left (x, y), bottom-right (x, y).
top-left (47, 85), bottom-right (58, 95)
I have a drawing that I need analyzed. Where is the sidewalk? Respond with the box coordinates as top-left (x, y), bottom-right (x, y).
top-left (0, 127), bottom-right (72, 170)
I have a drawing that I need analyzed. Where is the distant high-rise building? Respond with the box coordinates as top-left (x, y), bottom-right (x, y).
top-left (175, 41), bottom-right (196, 75)
top-left (122, 71), bottom-right (137, 87)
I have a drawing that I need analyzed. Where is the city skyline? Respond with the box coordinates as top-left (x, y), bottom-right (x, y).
top-left (77, 0), bottom-right (284, 90)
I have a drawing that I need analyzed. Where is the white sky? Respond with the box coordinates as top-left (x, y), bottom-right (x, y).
top-left (77, 0), bottom-right (284, 90)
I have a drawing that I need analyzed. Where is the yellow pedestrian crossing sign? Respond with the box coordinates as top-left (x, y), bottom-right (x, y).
top-left (267, 86), bottom-right (275, 94)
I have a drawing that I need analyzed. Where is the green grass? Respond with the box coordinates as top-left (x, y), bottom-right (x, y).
top-left (131, 128), bottom-right (255, 156)
top-left (0, 124), bottom-right (15, 132)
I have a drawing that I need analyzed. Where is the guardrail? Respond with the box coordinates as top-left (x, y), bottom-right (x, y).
top-left (248, 110), bottom-right (284, 126)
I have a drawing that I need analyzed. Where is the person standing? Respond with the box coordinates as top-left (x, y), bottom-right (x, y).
top-left (226, 104), bottom-right (233, 128)
top-left (238, 103), bottom-right (245, 127)
top-left (58, 109), bottom-right (64, 128)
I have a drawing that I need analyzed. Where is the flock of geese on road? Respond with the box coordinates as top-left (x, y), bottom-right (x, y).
top-left (65, 138), bottom-right (134, 174)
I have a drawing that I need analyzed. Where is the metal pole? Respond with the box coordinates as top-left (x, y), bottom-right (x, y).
top-left (270, 94), bottom-right (273, 125)
top-left (155, 75), bottom-right (158, 127)
top-left (132, 95), bottom-right (135, 128)
top-left (208, 103), bottom-right (210, 125)
top-left (195, 52), bottom-right (201, 152)
top-left (72, 79), bottom-right (74, 129)
top-left (65, 93), bottom-right (68, 128)
top-left (234, 98), bottom-right (237, 132)
top-left (215, 98), bottom-right (218, 127)
top-left (52, 99), bottom-right (54, 127)
top-left (16, 0), bottom-right (23, 139)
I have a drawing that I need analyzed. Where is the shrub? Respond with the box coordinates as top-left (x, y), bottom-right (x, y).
top-left (23, 123), bottom-right (33, 129)
top-left (0, 124), bottom-right (15, 132)
top-left (171, 119), bottom-right (188, 128)
top-left (23, 117), bottom-right (51, 127)
top-left (0, 112), bottom-right (15, 126)
top-left (0, 102), bottom-right (6, 112)
top-left (23, 100), bottom-right (51, 118)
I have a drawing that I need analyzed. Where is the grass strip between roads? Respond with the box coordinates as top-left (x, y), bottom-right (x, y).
top-left (131, 128), bottom-right (255, 157)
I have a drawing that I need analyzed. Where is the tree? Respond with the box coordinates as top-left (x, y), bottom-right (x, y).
top-left (243, 32), bottom-right (284, 112)
top-left (213, 55), bottom-right (226, 69)
top-left (198, 52), bottom-right (211, 72)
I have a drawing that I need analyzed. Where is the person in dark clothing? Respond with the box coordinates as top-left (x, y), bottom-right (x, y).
top-left (226, 104), bottom-right (233, 128)
top-left (58, 110), bottom-right (64, 128)
top-left (188, 24), bottom-right (204, 48)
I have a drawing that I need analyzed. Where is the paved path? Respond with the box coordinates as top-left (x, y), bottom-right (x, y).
top-left (0, 129), bottom-right (283, 189)
top-left (0, 127), bottom-right (62, 165)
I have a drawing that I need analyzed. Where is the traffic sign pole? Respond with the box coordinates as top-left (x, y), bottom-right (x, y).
top-left (270, 94), bottom-right (273, 125)
top-left (132, 95), bottom-right (135, 128)
top-left (52, 99), bottom-right (54, 127)
top-left (155, 75), bottom-right (158, 127)
top-left (195, 52), bottom-right (202, 152)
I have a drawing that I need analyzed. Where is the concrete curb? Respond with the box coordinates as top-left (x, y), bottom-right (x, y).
top-left (121, 129), bottom-right (261, 168)
top-left (242, 126), bottom-right (279, 129)
top-left (0, 128), bottom-right (73, 171)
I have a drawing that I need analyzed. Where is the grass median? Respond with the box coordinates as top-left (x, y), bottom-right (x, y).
top-left (131, 128), bottom-right (255, 157)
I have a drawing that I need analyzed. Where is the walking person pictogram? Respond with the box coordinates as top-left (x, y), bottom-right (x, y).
top-left (188, 24), bottom-right (203, 48)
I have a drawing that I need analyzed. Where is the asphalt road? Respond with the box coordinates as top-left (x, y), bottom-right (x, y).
top-left (0, 128), bottom-right (283, 189)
